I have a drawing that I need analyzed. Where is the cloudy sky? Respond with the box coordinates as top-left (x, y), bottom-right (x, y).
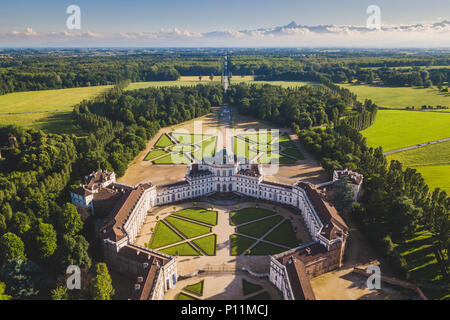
top-left (0, 0), bottom-right (449, 47)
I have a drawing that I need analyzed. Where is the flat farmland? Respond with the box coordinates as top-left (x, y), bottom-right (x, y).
top-left (341, 84), bottom-right (450, 109)
top-left (387, 140), bottom-right (450, 193)
top-left (0, 85), bottom-right (111, 135)
top-left (126, 80), bottom-right (219, 90)
top-left (361, 110), bottom-right (450, 152)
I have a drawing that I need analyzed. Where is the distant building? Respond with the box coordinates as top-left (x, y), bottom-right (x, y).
top-left (72, 164), bottom-right (361, 300)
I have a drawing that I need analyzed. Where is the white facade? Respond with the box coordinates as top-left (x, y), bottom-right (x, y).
top-left (74, 164), bottom-right (359, 300)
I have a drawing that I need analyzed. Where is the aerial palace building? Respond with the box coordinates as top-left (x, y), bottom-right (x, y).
top-left (71, 162), bottom-right (362, 300)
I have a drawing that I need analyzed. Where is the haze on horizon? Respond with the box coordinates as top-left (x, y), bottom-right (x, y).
top-left (0, 0), bottom-right (449, 48)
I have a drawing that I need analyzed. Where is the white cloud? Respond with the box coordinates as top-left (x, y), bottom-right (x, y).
top-left (1, 20), bottom-right (450, 47)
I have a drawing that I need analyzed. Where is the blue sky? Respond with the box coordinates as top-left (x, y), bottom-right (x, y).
top-left (0, 0), bottom-right (449, 47)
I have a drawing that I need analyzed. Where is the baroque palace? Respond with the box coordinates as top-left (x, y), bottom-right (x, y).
top-left (71, 158), bottom-right (362, 300)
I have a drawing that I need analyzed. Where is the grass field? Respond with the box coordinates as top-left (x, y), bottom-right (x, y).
top-left (152, 153), bottom-right (190, 164)
top-left (282, 148), bottom-right (304, 160)
top-left (172, 207), bottom-right (218, 226)
top-left (0, 111), bottom-right (87, 136)
top-left (0, 85), bottom-right (112, 135)
top-left (236, 216), bottom-right (283, 238)
top-left (144, 149), bottom-right (168, 161)
top-left (183, 280), bottom-right (204, 296)
top-left (246, 291), bottom-right (271, 300)
top-left (230, 234), bottom-right (256, 256)
top-left (126, 81), bottom-right (219, 90)
top-left (361, 110), bottom-right (450, 152)
top-left (387, 141), bottom-right (450, 193)
top-left (263, 220), bottom-right (299, 248)
top-left (149, 221), bottom-right (183, 249)
top-left (0, 86), bottom-right (112, 114)
top-left (192, 234), bottom-right (217, 256)
top-left (155, 134), bottom-right (174, 148)
top-left (165, 216), bottom-right (212, 239)
top-left (176, 292), bottom-right (199, 300)
top-left (341, 84), bottom-right (450, 108)
top-left (230, 208), bottom-right (276, 226)
top-left (242, 279), bottom-right (263, 296)
top-left (396, 227), bottom-right (449, 299)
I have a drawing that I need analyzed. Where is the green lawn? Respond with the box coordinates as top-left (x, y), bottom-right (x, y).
top-left (242, 279), bottom-right (263, 296)
top-left (155, 134), bottom-right (174, 148)
top-left (387, 140), bottom-right (450, 193)
top-left (263, 220), bottom-right (299, 248)
top-left (126, 81), bottom-right (219, 90)
top-left (192, 136), bottom-right (217, 160)
top-left (148, 221), bottom-right (183, 249)
top-left (361, 110), bottom-right (450, 152)
top-left (248, 242), bottom-right (287, 255)
top-left (236, 216), bottom-right (284, 238)
top-left (172, 207), bottom-right (218, 225)
top-left (176, 292), bottom-right (200, 300)
top-left (230, 234), bottom-right (256, 256)
top-left (160, 242), bottom-right (200, 256)
top-left (183, 280), bottom-right (204, 296)
top-left (246, 291), bottom-right (271, 300)
top-left (278, 134), bottom-right (296, 148)
top-left (0, 111), bottom-right (88, 136)
top-left (144, 149), bottom-right (168, 161)
top-left (0, 85), bottom-right (112, 114)
top-left (169, 144), bottom-right (196, 152)
top-left (234, 137), bottom-right (258, 160)
top-left (230, 208), bottom-right (276, 226)
top-left (282, 148), bottom-right (304, 160)
top-left (193, 235), bottom-right (217, 256)
top-left (165, 216), bottom-right (212, 239)
top-left (341, 84), bottom-right (450, 109)
top-left (0, 85), bottom-right (111, 136)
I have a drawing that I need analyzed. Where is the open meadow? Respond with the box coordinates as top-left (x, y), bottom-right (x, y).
top-left (0, 85), bottom-right (112, 135)
top-left (341, 84), bottom-right (450, 109)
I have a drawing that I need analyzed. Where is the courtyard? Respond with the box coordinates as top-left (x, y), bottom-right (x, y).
top-left (133, 201), bottom-right (311, 300)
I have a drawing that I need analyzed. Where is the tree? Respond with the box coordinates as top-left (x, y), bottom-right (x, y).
top-left (0, 258), bottom-right (41, 299)
top-left (333, 177), bottom-right (355, 212)
top-left (58, 203), bottom-right (83, 235)
top-left (0, 282), bottom-right (11, 300)
top-left (388, 196), bottom-right (423, 240)
top-left (0, 232), bottom-right (26, 265)
top-left (51, 286), bottom-right (69, 300)
top-left (90, 263), bottom-right (115, 300)
top-left (26, 222), bottom-right (57, 261)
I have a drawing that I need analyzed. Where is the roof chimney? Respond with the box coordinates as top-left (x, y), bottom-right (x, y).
top-left (134, 284), bottom-right (141, 290)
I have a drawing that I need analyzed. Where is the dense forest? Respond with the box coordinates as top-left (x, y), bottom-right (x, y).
top-left (0, 54), bottom-right (223, 95)
top-left (229, 52), bottom-right (450, 89)
top-left (227, 82), bottom-right (378, 131)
